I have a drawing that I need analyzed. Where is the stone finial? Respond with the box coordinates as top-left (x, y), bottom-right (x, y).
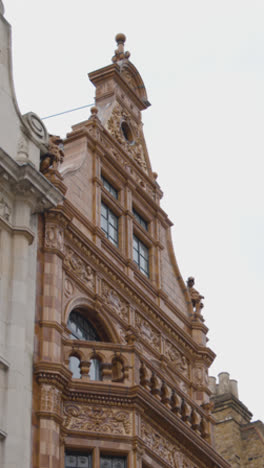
top-left (112, 33), bottom-right (131, 63)
top-left (88, 106), bottom-right (100, 123)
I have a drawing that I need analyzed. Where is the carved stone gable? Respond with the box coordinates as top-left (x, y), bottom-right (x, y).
top-left (107, 103), bottom-right (148, 173)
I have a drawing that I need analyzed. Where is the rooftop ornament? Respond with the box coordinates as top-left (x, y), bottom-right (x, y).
top-left (112, 33), bottom-right (131, 63)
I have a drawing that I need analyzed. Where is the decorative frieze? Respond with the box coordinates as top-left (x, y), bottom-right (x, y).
top-left (102, 282), bottom-right (129, 322)
top-left (63, 403), bottom-right (131, 435)
top-left (135, 313), bottom-right (160, 351)
top-left (64, 246), bottom-right (95, 289)
top-left (141, 420), bottom-right (195, 467)
top-left (164, 340), bottom-right (189, 377)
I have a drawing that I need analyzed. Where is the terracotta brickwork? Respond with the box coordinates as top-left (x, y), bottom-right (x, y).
top-left (209, 373), bottom-right (264, 467)
top-left (32, 35), bottom-right (229, 468)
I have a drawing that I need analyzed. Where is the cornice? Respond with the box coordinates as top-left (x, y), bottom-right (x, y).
top-left (0, 216), bottom-right (35, 244)
top-left (0, 147), bottom-right (63, 210)
top-left (88, 63), bottom-right (149, 111)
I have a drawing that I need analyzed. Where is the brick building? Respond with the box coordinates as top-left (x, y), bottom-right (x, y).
top-left (31, 33), bottom-right (230, 468)
top-left (209, 373), bottom-right (264, 468)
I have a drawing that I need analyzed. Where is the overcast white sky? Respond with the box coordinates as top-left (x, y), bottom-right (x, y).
top-left (4, 0), bottom-right (264, 421)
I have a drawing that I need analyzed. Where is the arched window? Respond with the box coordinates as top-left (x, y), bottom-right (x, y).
top-left (67, 310), bottom-right (100, 341)
top-left (67, 310), bottom-right (103, 381)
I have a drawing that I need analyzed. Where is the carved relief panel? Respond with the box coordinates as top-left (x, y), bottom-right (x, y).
top-left (141, 420), bottom-right (196, 468)
top-left (45, 224), bottom-right (64, 251)
top-left (64, 246), bottom-right (95, 290)
top-left (135, 312), bottom-right (160, 352)
top-left (63, 403), bottom-right (132, 436)
top-left (40, 384), bottom-right (61, 416)
top-left (101, 281), bottom-right (129, 322)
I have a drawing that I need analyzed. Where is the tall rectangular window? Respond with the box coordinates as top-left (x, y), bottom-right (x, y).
top-left (101, 175), bottom-right (118, 199)
top-left (133, 235), bottom-right (149, 277)
top-left (133, 208), bottom-right (148, 231)
top-left (101, 202), bottom-right (118, 247)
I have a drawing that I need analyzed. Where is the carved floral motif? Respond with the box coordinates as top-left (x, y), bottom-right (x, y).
top-left (141, 420), bottom-right (194, 467)
top-left (107, 104), bottom-right (147, 172)
top-left (63, 404), bottom-right (131, 435)
top-left (164, 341), bottom-right (189, 377)
top-left (64, 247), bottom-right (94, 288)
top-left (102, 282), bottom-right (128, 321)
top-left (40, 384), bottom-right (61, 415)
top-left (135, 313), bottom-right (160, 350)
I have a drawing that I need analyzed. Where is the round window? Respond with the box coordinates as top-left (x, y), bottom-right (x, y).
top-left (121, 121), bottom-right (134, 143)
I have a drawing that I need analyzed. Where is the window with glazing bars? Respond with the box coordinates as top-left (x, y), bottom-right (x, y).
top-left (101, 175), bottom-right (118, 199)
top-left (65, 453), bottom-right (92, 468)
top-left (100, 455), bottom-right (126, 468)
top-left (101, 202), bottom-right (118, 247)
top-left (65, 453), bottom-right (126, 468)
top-left (133, 235), bottom-right (149, 277)
top-left (133, 208), bottom-right (148, 231)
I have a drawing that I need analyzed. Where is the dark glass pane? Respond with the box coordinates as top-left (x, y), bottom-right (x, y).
top-left (139, 242), bottom-right (148, 259)
top-left (133, 208), bottom-right (148, 231)
top-left (109, 212), bottom-right (118, 228)
top-left (65, 453), bottom-right (91, 468)
top-left (67, 311), bottom-right (100, 342)
top-left (101, 202), bottom-right (108, 218)
top-left (100, 456), bottom-right (126, 468)
top-left (133, 236), bottom-right (139, 251)
top-left (109, 225), bottom-right (118, 242)
top-left (101, 175), bottom-right (118, 199)
top-left (133, 248), bottom-right (139, 263)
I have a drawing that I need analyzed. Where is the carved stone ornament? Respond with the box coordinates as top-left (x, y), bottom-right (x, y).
top-left (22, 112), bottom-right (48, 145)
top-left (45, 225), bottom-right (64, 251)
top-left (141, 420), bottom-right (194, 468)
top-left (0, 195), bottom-right (11, 221)
top-left (63, 404), bottom-right (131, 435)
top-left (135, 313), bottom-right (160, 351)
top-left (102, 282), bottom-right (129, 322)
top-left (107, 103), bottom-right (147, 172)
top-left (40, 134), bottom-right (64, 173)
top-left (64, 247), bottom-right (94, 288)
top-left (164, 341), bottom-right (189, 377)
top-left (40, 384), bottom-right (61, 415)
top-left (17, 134), bottom-right (29, 161)
top-left (64, 277), bottom-right (74, 297)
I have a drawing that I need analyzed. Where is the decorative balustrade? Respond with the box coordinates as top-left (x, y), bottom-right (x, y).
top-left (63, 340), bottom-right (134, 384)
top-left (63, 340), bottom-right (212, 441)
top-left (139, 360), bottom-right (211, 440)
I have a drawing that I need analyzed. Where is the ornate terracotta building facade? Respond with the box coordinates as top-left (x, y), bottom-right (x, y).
top-left (32, 34), bottom-right (230, 468)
